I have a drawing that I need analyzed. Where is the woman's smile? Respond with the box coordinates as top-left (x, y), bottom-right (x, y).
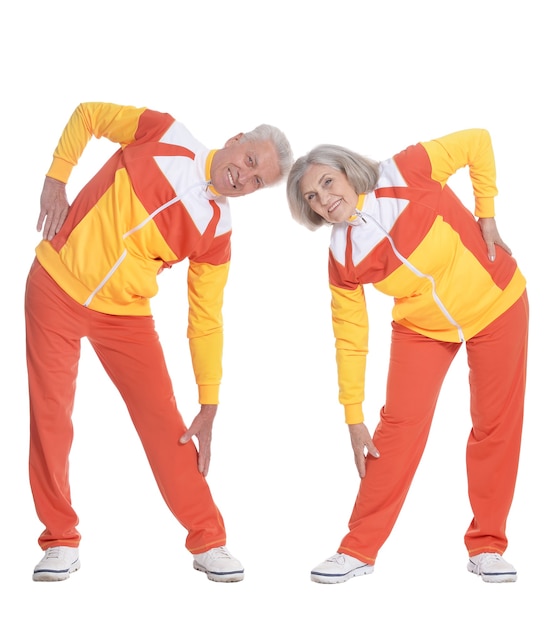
top-left (300, 164), bottom-right (358, 223)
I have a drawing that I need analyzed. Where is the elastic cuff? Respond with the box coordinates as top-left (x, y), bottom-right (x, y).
top-left (198, 384), bottom-right (219, 405)
top-left (46, 157), bottom-right (74, 183)
top-left (344, 403), bottom-right (364, 424)
top-left (474, 196), bottom-right (495, 218)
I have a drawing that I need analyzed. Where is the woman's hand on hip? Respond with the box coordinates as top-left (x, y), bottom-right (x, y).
top-left (478, 217), bottom-right (512, 262)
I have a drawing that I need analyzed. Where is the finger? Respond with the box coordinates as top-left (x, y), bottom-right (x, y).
top-left (45, 216), bottom-right (61, 241)
top-left (487, 243), bottom-right (496, 262)
top-left (499, 242), bottom-right (512, 255)
top-left (179, 431), bottom-right (191, 444)
top-left (53, 216), bottom-right (64, 235)
top-left (36, 213), bottom-right (46, 232)
top-left (198, 450), bottom-right (210, 476)
top-left (54, 209), bottom-right (69, 234)
top-left (367, 442), bottom-right (380, 458)
top-left (41, 217), bottom-right (53, 240)
top-left (355, 453), bottom-right (366, 479)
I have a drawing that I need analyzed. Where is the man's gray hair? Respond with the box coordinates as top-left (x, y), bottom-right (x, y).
top-left (241, 124), bottom-right (294, 183)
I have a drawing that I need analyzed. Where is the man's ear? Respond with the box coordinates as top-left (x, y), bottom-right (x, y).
top-left (224, 132), bottom-right (244, 147)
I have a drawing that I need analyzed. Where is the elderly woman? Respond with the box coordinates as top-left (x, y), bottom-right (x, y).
top-left (286, 130), bottom-right (528, 584)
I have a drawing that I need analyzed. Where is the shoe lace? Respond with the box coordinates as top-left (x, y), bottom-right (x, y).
top-left (326, 553), bottom-right (345, 564)
top-left (480, 553), bottom-right (502, 566)
top-left (472, 553), bottom-right (502, 574)
top-left (44, 547), bottom-right (62, 560)
top-left (209, 546), bottom-right (232, 560)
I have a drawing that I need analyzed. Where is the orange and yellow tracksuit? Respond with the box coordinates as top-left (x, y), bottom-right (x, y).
top-left (25, 103), bottom-right (232, 552)
top-left (327, 130), bottom-right (528, 561)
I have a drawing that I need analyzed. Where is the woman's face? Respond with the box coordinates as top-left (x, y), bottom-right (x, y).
top-left (300, 163), bottom-right (359, 223)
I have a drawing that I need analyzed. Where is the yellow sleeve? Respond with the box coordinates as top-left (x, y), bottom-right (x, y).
top-left (330, 284), bottom-right (369, 424)
top-left (46, 102), bottom-right (147, 183)
top-left (187, 260), bottom-right (230, 405)
top-left (421, 128), bottom-right (498, 218)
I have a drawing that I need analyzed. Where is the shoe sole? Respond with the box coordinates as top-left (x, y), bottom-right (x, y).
top-left (311, 565), bottom-right (374, 584)
top-left (193, 562), bottom-right (244, 583)
top-left (33, 560), bottom-right (81, 582)
top-left (467, 563), bottom-right (517, 583)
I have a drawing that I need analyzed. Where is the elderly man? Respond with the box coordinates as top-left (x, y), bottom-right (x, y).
top-left (26, 102), bottom-right (293, 583)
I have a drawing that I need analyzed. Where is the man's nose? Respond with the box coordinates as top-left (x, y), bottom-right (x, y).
top-left (237, 169), bottom-right (250, 185)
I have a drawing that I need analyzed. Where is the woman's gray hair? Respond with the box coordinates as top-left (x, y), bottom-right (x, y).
top-left (286, 144), bottom-right (380, 230)
top-left (241, 124), bottom-right (294, 183)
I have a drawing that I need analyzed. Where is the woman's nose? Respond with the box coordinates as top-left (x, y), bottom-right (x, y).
top-left (318, 191), bottom-right (329, 205)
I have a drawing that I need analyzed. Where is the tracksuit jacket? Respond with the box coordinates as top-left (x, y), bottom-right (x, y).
top-left (35, 102), bottom-right (231, 405)
top-left (329, 129), bottom-right (527, 424)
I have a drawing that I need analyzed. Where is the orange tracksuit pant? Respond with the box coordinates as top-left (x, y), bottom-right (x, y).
top-left (339, 290), bottom-right (529, 563)
top-left (25, 260), bottom-right (226, 554)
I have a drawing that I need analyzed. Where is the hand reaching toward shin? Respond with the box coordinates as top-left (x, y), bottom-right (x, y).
top-left (179, 404), bottom-right (217, 477)
top-left (348, 422), bottom-right (380, 478)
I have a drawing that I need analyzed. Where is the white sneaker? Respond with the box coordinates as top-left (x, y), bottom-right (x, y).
top-left (467, 552), bottom-right (517, 583)
top-left (193, 546), bottom-right (244, 582)
top-left (33, 546), bottom-right (80, 582)
top-left (311, 553), bottom-right (374, 584)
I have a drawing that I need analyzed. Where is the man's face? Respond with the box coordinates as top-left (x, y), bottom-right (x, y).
top-left (210, 134), bottom-right (281, 197)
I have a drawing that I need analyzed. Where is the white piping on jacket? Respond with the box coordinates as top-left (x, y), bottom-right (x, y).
top-left (367, 215), bottom-right (465, 343)
top-left (83, 182), bottom-right (209, 307)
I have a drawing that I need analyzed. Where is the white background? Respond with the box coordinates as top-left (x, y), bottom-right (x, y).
top-left (2, 0), bottom-right (556, 623)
